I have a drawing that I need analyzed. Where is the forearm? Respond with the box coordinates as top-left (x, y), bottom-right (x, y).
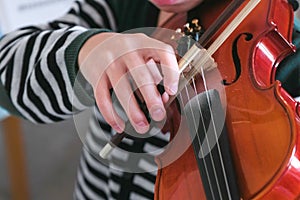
top-left (0, 0), bottom-right (116, 123)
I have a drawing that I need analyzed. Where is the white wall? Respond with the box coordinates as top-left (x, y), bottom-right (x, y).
top-left (0, 0), bottom-right (73, 33)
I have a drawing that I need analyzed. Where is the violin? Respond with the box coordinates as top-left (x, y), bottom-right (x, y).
top-left (153, 0), bottom-right (300, 199)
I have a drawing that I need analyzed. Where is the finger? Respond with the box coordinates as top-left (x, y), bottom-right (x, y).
top-left (146, 58), bottom-right (162, 85)
top-left (157, 47), bottom-right (180, 96)
top-left (106, 62), bottom-right (150, 134)
top-left (125, 54), bottom-right (166, 122)
top-left (94, 75), bottom-right (125, 133)
top-left (162, 92), bottom-right (169, 103)
top-left (141, 40), bottom-right (179, 94)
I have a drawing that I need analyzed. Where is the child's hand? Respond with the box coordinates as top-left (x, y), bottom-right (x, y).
top-left (78, 32), bottom-right (179, 134)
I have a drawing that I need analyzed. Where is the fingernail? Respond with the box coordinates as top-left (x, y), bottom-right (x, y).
top-left (112, 124), bottom-right (123, 133)
top-left (151, 108), bottom-right (165, 121)
top-left (137, 121), bottom-right (147, 127)
top-left (136, 121), bottom-right (149, 134)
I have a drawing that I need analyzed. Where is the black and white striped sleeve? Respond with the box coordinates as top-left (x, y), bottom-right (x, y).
top-left (0, 0), bottom-right (116, 123)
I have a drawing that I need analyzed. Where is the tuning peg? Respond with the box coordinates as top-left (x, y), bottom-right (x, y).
top-left (191, 19), bottom-right (202, 32)
top-left (184, 23), bottom-right (194, 35)
top-left (171, 28), bottom-right (184, 41)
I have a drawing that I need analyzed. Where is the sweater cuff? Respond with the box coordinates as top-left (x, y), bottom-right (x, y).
top-left (65, 28), bottom-right (111, 105)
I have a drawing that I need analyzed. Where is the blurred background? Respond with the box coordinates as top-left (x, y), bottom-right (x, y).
top-left (0, 0), bottom-right (82, 199)
top-left (0, 118), bottom-right (82, 200)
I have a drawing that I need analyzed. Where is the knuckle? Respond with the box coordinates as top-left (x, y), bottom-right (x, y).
top-left (161, 43), bottom-right (174, 54)
top-left (134, 33), bottom-right (148, 39)
top-left (165, 44), bottom-right (174, 51)
top-left (146, 98), bottom-right (162, 109)
top-left (105, 118), bottom-right (117, 127)
top-left (96, 101), bottom-right (116, 124)
top-left (130, 112), bottom-right (144, 124)
top-left (134, 67), bottom-right (158, 85)
top-left (95, 91), bottom-right (111, 109)
top-left (106, 63), bottom-right (118, 73)
top-left (96, 97), bottom-right (110, 110)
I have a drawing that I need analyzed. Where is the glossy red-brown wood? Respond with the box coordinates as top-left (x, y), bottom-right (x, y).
top-left (154, 0), bottom-right (300, 199)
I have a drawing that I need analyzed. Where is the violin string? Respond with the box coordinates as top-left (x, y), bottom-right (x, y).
top-left (180, 82), bottom-right (216, 200)
top-left (176, 1), bottom-right (262, 198)
top-left (191, 77), bottom-right (224, 199)
top-left (200, 65), bottom-right (232, 199)
top-left (180, 56), bottom-right (232, 198)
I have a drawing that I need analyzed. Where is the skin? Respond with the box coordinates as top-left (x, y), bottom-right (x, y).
top-left (78, 0), bottom-right (204, 134)
top-left (150, 0), bottom-right (204, 12)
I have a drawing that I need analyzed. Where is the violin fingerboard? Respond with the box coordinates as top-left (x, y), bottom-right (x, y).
top-left (184, 89), bottom-right (240, 200)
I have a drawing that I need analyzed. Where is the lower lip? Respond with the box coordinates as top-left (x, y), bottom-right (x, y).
top-left (151, 0), bottom-right (178, 6)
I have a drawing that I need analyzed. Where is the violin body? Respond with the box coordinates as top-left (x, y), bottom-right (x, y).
top-left (154, 0), bottom-right (300, 199)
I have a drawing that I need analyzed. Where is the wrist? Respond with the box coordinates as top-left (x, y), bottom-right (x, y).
top-left (65, 29), bottom-right (111, 104)
top-left (78, 32), bottom-right (116, 67)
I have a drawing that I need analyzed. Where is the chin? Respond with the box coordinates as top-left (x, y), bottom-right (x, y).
top-left (157, 4), bottom-right (192, 12)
